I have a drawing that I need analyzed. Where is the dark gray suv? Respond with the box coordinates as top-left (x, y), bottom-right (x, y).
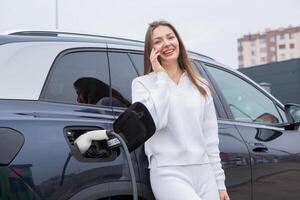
top-left (0, 31), bottom-right (300, 200)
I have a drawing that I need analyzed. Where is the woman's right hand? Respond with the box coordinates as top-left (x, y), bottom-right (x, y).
top-left (150, 48), bottom-right (165, 72)
top-left (219, 190), bottom-right (230, 200)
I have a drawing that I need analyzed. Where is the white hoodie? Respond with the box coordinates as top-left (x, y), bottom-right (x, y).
top-left (131, 71), bottom-right (226, 190)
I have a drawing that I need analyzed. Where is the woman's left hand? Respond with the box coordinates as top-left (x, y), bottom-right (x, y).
top-left (219, 190), bottom-right (230, 200)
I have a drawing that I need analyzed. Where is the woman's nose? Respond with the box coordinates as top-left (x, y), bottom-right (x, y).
top-left (162, 39), bottom-right (171, 47)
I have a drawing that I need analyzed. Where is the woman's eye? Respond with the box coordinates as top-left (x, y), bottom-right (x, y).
top-left (154, 41), bottom-right (161, 44)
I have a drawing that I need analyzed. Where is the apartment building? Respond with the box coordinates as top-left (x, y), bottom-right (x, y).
top-left (238, 26), bottom-right (300, 68)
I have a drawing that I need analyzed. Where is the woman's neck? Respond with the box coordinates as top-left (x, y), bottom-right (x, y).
top-left (162, 60), bottom-right (183, 81)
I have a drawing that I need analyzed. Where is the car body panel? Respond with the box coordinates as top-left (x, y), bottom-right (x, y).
top-left (235, 124), bottom-right (300, 200)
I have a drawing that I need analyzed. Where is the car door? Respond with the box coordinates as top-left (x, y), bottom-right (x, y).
top-left (19, 48), bottom-right (117, 199)
top-left (194, 61), bottom-right (252, 200)
top-left (203, 63), bottom-right (300, 200)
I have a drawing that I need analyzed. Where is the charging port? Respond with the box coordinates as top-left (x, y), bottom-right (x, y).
top-left (64, 126), bottom-right (119, 162)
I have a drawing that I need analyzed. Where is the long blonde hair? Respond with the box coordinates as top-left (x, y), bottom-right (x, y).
top-left (144, 20), bottom-right (209, 97)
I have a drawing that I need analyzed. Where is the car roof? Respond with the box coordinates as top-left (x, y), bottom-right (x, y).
top-left (0, 30), bottom-right (216, 63)
top-left (0, 31), bottom-right (142, 47)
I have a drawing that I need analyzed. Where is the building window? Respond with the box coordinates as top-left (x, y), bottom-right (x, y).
top-left (260, 38), bottom-right (266, 44)
top-left (270, 46), bottom-right (276, 52)
top-left (251, 50), bottom-right (255, 55)
top-left (260, 57), bottom-right (266, 63)
top-left (289, 33), bottom-right (294, 39)
top-left (290, 53), bottom-right (294, 59)
top-left (290, 43), bottom-right (295, 49)
top-left (238, 41), bottom-right (242, 47)
top-left (269, 36), bottom-right (275, 42)
top-left (280, 53), bottom-right (285, 60)
top-left (260, 47), bottom-right (266, 53)
top-left (280, 34), bottom-right (285, 40)
top-left (279, 44), bottom-right (286, 49)
top-left (238, 45), bottom-right (243, 52)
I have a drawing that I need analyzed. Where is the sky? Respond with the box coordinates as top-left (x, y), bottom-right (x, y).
top-left (1, 0), bottom-right (300, 69)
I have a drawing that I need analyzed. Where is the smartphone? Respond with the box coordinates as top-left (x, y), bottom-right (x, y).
top-left (157, 55), bottom-right (162, 65)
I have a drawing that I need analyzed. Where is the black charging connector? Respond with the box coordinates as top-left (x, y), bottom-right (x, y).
top-left (106, 136), bottom-right (121, 149)
top-left (105, 131), bottom-right (128, 149)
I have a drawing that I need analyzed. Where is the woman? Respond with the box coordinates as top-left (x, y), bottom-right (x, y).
top-left (131, 20), bottom-right (230, 200)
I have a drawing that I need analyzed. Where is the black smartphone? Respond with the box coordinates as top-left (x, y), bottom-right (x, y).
top-left (157, 55), bottom-right (162, 65)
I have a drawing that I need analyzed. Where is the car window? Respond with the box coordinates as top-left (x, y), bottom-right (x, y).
top-left (108, 52), bottom-right (139, 108)
top-left (42, 51), bottom-right (110, 106)
top-left (129, 53), bottom-right (144, 75)
top-left (205, 65), bottom-right (285, 125)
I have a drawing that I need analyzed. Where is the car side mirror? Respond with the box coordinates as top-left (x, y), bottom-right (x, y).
top-left (285, 103), bottom-right (300, 123)
top-left (113, 102), bottom-right (156, 152)
top-left (284, 103), bottom-right (300, 130)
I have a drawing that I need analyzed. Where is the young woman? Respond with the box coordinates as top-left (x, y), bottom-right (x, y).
top-left (131, 20), bottom-right (230, 200)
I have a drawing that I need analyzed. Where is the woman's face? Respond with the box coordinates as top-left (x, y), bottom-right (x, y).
top-left (151, 25), bottom-right (180, 63)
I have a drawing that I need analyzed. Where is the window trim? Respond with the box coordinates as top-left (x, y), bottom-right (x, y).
top-left (128, 52), bottom-right (144, 76)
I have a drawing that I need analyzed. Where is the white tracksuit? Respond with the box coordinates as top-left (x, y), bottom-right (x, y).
top-left (131, 71), bottom-right (226, 200)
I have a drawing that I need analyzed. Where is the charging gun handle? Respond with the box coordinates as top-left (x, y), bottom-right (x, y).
top-left (74, 130), bottom-right (108, 154)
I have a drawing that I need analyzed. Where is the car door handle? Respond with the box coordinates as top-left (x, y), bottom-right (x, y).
top-left (248, 142), bottom-right (269, 153)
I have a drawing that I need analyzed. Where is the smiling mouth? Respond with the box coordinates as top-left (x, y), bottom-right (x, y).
top-left (162, 49), bottom-right (175, 56)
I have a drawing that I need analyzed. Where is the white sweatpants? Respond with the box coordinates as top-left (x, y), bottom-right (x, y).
top-left (150, 158), bottom-right (219, 200)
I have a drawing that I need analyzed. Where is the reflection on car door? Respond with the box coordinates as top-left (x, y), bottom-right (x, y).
top-left (204, 64), bottom-right (300, 200)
